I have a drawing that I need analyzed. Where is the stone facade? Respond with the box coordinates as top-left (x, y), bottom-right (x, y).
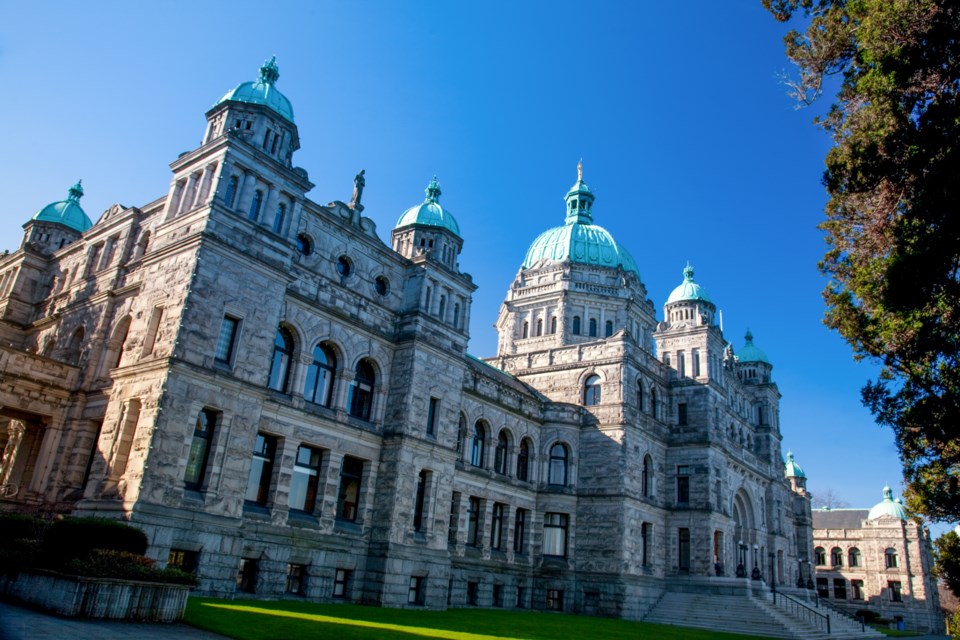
top-left (812, 501), bottom-right (943, 632)
top-left (0, 60), bottom-right (812, 618)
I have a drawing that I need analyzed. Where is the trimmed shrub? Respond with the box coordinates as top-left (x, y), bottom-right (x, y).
top-left (40, 517), bottom-right (148, 567)
top-left (63, 549), bottom-right (197, 586)
top-left (0, 513), bottom-right (47, 545)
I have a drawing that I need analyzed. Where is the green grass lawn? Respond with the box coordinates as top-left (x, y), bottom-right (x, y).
top-left (185, 597), bottom-right (775, 640)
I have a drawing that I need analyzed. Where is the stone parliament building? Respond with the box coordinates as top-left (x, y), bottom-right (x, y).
top-left (0, 59), bottom-right (814, 618)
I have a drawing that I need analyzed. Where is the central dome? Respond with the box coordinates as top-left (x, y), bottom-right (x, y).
top-left (522, 164), bottom-right (639, 275)
top-left (216, 57), bottom-right (295, 123)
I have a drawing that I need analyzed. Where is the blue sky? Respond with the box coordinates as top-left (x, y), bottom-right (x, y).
top-left (1, 2), bottom-right (938, 528)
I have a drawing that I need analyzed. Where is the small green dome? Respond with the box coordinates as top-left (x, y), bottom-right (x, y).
top-left (666, 263), bottom-right (712, 304)
top-left (216, 57), bottom-right (294, 123)
top-left (738, 329), bottom-right (770, 364)
top-left (522, 163), bottom-right (639, 275)
top-left (31, 181), bottom-right (93, 233)
top-left (868, 485), bottom-right (908, 520)
top-left (395, 177), bottom-right (461, 236)
top-left (784, 451), bottom-right (806, 478)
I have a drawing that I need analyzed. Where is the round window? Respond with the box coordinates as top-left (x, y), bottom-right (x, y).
top-left (336, 255), bottom-right (352, 277)
top-left (374, 276), bottom-right (389, 296)
top-left (296, 233), bottom-right (313, 256)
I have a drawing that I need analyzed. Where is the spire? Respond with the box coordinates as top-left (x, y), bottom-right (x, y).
top-left (564, 160), bottom-right (594, 224)
top-left (425, 176), bottom-right (441, 203)
top-left (259, 55), bottom-right (280, 84)
top-left (683, 262), bottom-right (695, 282)
top-left (67, 180), bottom-right (84, 202)
top-left (882, 485), bottom-right (893, 501)
top-left (577, 158), bottom-right (583, 181)
top-left (745, 328), bottom-right (754, 343)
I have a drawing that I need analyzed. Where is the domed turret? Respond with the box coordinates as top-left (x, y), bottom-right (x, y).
top-left (522, 162), bottom-right (639, 275)
top-left (216, 56), bottom-right (294, 123)
top-left (738, 329), bottom-right (770, 364)
top-left (667, 263), bottom-right (712, 304)
top-left (391, 177), bottom-right (463, 269)
top-left (31, 181), bottom-right (93, 233)
top-left (867, 485), bottom-right (908, 521)
top-left (395, 177), bottom-right (461, 236)
top-left (784, 451), bottom-right (807, 493)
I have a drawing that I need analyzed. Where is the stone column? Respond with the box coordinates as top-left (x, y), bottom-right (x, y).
top-left (236, 172), bottom-right (255, 216)
top-left (0, 420), bottom-right (26, 487)
top-left (264, 186), bottom-right (280, 229)
top-left (180, 173), bottom-right (200, 214)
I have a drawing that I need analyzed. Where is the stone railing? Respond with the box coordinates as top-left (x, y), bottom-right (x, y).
top-left (1, 570), bottom-right (190, 621)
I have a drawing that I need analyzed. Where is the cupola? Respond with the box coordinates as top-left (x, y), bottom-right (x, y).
top-left (663, 263), bottom-right (716, 327)
top-left (30, 181), bottom-right (93, 233)
top-left (784, 450), bottom-right (807, 492)
top-left (522, 162), bottom-right (639, 275)
top-left (216, 56), bottom-right (295, 123)
top-left (737, 329), bottom-right (772, 383)
top-left (867, 485), bottom-right (908, 521)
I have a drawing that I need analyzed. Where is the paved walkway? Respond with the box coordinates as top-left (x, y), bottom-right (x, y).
top-left (0, 600), bottom-right (229, 640)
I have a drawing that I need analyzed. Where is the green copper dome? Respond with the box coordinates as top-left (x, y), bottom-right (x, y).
top-left (867, 485), bottom-right (908, 520)
top-left (667, 263), bottom-right (712, 304)
top-left (784, 451), bottom-right (806, 479)
top-left (522, 163), bottom-right (639, 275)
top-left (395, 177), bottom-right (461, 236)
top-left (738, 329), bottom-right (770, 364)
top-left (31, 181), bottom-right (93, 233)
top-left (216, 57), bottom-right (294, 123)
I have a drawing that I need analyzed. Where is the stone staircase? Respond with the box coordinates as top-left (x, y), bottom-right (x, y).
top-left (642, 585), bottom-right (885, 639)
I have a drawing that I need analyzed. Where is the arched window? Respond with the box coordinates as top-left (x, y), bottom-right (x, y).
top-left (588, 318), bottom-right (598, 337)
top-left (583, 374), bottom-right (602, 406)
top-left (273, 202), bottom-right (286, 234)
top-left (536, 318), bottom-right (543, 336)
top-left (456, 414), bottom-right (467, 459)
top-left (517, 438), bottom-right (530, 481)
top-left (106, 315), bottom-right (131, 371)
top-left (550, 316), bottom-right (557, 334)
top-left (304, 343), bottom-right (337, 407)
top-left (636, 381), bottom-right (644, 411)
top-left (831, 547), bottom-right (843, 567)
top-left (522, 321), bottom-right (529, 338)
top-left (224, 175), bottom-right (238, 207)
top-left (884, 547), bottom-right (898, 568)
top-left (348, 359), bottom-right (376, 420)
top-left (438, 295), bottom-right (446, 320)
top-left (470, 421), bottom-right (486, 467)
top-left (848, 547), bottom-right (861, 567)
top-left (605, 320), bottom-right (613, 337)
top-left (815, 547), bottom-right (826, 566)
top-left (642, 454), bottom-right (652, 497)
top-left (572, 316), bottom-right (581, 335)
top-left (65, 326), bottom-right (85, 365)
top-left (494, 431), bottom-right (509, 475)
top-left (548, 443), bottom-right (568, 486)
top-left (650, 388), bottom-right (658, 418)
top-left (249, 189), bottom-right (263, 221)
top-left (453, 303), bottom-right (460, 328)
top-left (268, 327), bottom-right (295, 392)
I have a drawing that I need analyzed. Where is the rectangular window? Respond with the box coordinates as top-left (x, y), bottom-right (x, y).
top-left (466, 581), bottom-right (479, 606)
top-left (492, 584), bottom-right (503, 608)
top-left (237, 558), bottom-right (258, 593)
top-left (286, 564), bottom-right (306, 595)
top-left (490, 503), bottom-right (505, 550)
top-left (333, 569), bottom-right (351, 599)
top-left (816, 577), bottom-right (829, 598)
top-left (546, 589), bottom-right (564, 611)
top-left (337, 456), bottom-right (364, 522)
top-left (641, 522), bottom-right (649, 566)
top-left (833, 578), bottom-right (846, 600)
top-left (289, 445), bottom-right (322, 513)
top-left (677, 351), bottom-right (686, 377)
top-left (692, 348), bottom-right (701, 377)
top-left (426, 397), bottom-right (439, 436)
top-left (413, 469), bottom-right (430, 532)
top-left (678, 403), bottom-right (688, 426)
top-left (215, 316), bottom-right (240, 363)
top-left (543, 512), bottom-right (568, 557)
top-left (184, 409), bottom-right (218, 490)
top-left (888, 581), bottom-right (902, 602)
top-left (851, 579), bottom-right (864, 600)
top-left (516, 586), bottom-right (525, 608)
top-left (448, 492), bottom-right (460, 544)
top-left (408, 576), bottom-right (425, 605)
top-left (678, 528), bottom-right (691, 572)
top-left (167, 549), bottom-right (198, 574)
top-left (677, 465), bottom-right (690, 504)
top-left (244, 433), bottom-right (277, 506)
top-left (141, 306), bottom-right (164, 358)
top-left (514, 508), bottom-right (527, 554)
top-left (467, 496), bottom-right (481, 546)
